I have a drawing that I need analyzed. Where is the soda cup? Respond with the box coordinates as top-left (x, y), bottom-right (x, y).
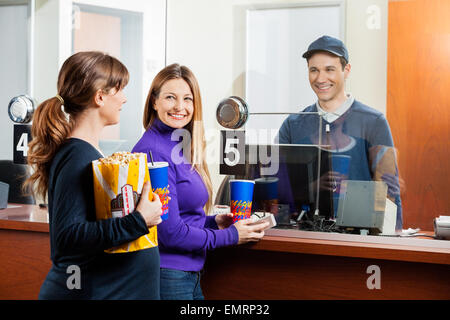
top-left (254, 177), bottom-right (278, 212)
top-left (331, 154), bottom-right (351, 218)
top-left (148, 161), bottom-right (169, 221)
top-left (229, 179), bottom-right (255, 223)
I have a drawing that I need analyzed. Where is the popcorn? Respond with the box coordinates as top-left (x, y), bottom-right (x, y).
top-left (92, 152), bottom-right (158, 253)
top-left (98, 151), bottom-right (142, 165)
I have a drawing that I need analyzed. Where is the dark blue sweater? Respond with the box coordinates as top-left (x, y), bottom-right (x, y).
top-left (39, 138), bottom-right (160, 299)
top-left (278, 100), bottom-right (403, 229)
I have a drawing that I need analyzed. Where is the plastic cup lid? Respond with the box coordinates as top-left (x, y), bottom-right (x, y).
top-left (229, 179), bottom-right (255, 184)
top-left (255, 177), bottom-right (279, 183)
top-left (148, 161), bottom-right (168, 168)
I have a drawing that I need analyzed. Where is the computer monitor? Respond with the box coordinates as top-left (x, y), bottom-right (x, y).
top-left (243, 144), bottom-right (334, 220)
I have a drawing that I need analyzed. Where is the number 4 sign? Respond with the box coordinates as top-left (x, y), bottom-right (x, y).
top-left (13, 124), bottom-right (32, 164)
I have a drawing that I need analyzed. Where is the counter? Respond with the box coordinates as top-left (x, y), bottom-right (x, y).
top-left (0, 204), bottom-right (50, 300)
top-left (1, 204), bottom-right (449, 299)
top-left (201, 228), bottom-right (450, 299)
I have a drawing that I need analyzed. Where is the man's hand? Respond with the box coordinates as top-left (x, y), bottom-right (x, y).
top-left (381, 173), bottom-right (404, 197)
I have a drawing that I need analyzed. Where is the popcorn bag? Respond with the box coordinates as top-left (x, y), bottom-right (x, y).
top-left (92, 152), bottom-right (158, 254)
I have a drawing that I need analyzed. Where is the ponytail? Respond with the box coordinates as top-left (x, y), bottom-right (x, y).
top-left (24, 51), bottom-right (129, 202)
top-left (25, 97), bottom-right (73, 200)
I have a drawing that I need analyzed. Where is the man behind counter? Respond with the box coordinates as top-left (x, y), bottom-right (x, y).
top-left (278, 35), bottom-right (402, 230)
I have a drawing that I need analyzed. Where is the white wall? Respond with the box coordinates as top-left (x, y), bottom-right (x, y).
top-left (346, 0), bottom-right (387, 114)
top-left (166, 0), bottom-right (388, 200)
top-left (0, 4), bottom-right (29, 160)
top-left (33, 0), bottom-right (62, 104)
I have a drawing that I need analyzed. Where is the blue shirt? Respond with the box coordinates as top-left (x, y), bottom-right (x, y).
top-left (278, 100), bottom-right (403, 229)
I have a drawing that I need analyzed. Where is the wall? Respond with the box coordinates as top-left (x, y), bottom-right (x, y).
top-left (0, 4), bottom-right (29, 160)
top-left (387, 0), bottom-right (450, 230)
top-left (33, 0), bottom-right (68, 105)
top-left (166, 0), bottom-right (388, 200)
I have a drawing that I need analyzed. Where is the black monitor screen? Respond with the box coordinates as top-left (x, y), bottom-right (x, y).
top-left (243, 144), bottom-right (334, 221)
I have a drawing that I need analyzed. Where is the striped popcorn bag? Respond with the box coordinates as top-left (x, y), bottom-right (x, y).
top-left (92, 152), bottom-right (158, 253)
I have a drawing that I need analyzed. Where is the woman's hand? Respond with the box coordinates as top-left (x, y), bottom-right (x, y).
top-left (215, 212), bottom-right (234, 230)
top-left (233, 218), bottom-right (269, 245)
top-left (136, 181), bottom-right (163, 227)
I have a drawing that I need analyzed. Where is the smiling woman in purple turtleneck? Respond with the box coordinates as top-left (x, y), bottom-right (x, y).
top-left (132, 64), bottom-right (268, 300)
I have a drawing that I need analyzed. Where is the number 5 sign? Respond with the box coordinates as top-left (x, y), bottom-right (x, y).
top-left (220, 130), bottom-right (246, 175)
top-left (13, 124), bottom-right (32, 164)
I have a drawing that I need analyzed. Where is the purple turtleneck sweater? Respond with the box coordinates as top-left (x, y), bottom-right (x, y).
top-left (132, 118), bottom-right (239, 271)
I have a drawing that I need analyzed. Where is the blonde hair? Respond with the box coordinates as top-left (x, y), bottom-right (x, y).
top-left (25, 51), bottom-right (129, 200)
top-left (143, 63), bottom-right (213, 214)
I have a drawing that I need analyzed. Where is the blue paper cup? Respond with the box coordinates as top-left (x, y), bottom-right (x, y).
top-left (331, 155), bottom-right (351, 191)
top-left (229, 179), bottom-right (255, 223)
top-left (331, 155), bottom-right (350, 218)
top-left (148, 162), bottom-right (169, 221)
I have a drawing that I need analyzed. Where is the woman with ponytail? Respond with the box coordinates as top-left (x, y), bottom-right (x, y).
top-left (26, 51), bottom-right (163, 299)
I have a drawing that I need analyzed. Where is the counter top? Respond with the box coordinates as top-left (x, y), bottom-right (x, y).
top-left (0, 204), bottom-right (48, 232)
top-left (245, 228), bottom-right (450, 265)
top-left (1, 204), bottom-right (449, 265)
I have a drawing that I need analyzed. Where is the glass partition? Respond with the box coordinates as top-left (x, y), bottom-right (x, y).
top-left (217, 111), bottom-right (402, 236)
top-left (0, 1), bottom-right (32, 160)
top-left (2, 0), bottom-right (448, 244)
top-left (72, 2), bottom-right (144, 155)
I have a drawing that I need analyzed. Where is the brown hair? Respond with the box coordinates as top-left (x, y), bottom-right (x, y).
top-left (143, 63), bottom-right (213, 213)
top-left (25, 51), bottom-right (129, 200)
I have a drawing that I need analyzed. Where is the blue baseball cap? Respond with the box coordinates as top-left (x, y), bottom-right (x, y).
top-left (302, 35), bottom-right (349, 63)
